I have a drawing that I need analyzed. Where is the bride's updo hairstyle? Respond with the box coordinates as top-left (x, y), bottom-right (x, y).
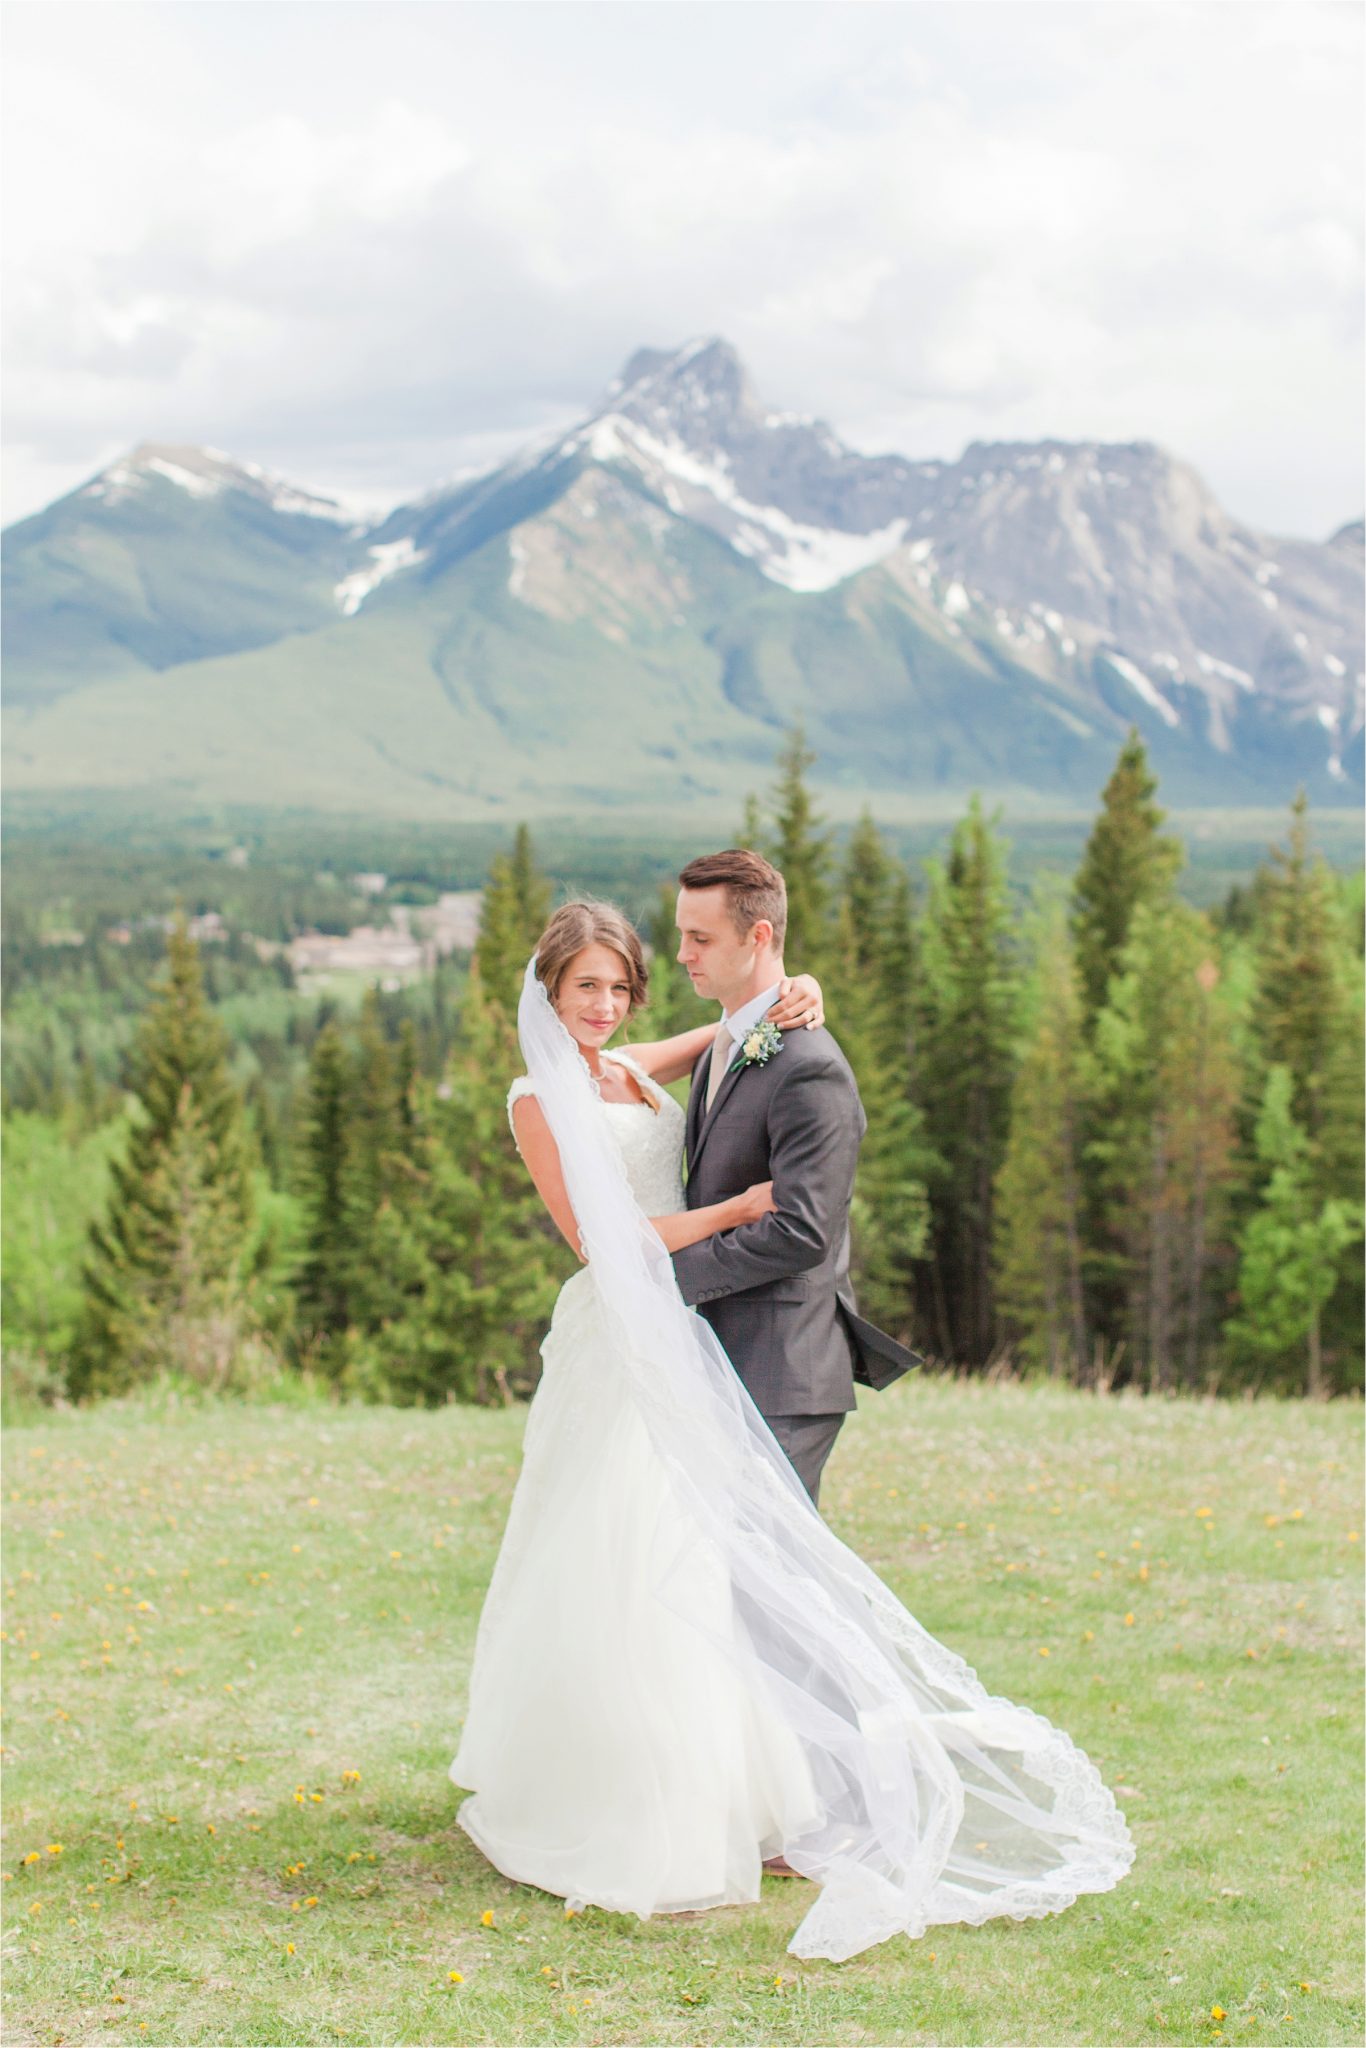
top-left (533, 900), bottom-right (649, 1013)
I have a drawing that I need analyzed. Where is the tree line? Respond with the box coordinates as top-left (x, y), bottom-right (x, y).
top-left (58, 736), bottom-right (1365, 1405)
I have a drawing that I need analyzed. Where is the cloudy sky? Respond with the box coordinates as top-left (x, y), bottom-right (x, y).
top-left (4, 0), bottom-right (1361, 538)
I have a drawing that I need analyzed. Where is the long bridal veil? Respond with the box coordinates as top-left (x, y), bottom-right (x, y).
top-left (515, 958), bottom-right (1133, 1961)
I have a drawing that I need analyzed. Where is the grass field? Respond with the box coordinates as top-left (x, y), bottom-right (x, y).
top-left (2, 1376), bottom-right (1361, 2047)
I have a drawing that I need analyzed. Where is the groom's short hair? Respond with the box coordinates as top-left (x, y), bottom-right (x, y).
top-left (678, 848), bottom-right (787, 951)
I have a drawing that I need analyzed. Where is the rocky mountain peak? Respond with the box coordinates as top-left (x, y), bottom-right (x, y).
top-left (603, 336), bottom-right (762, 447)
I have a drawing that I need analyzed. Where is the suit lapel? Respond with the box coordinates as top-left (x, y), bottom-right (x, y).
top-left (685, 1042), bottom-right (711, 1171)
top-left (689, 1045), bottom-right (750, 1174)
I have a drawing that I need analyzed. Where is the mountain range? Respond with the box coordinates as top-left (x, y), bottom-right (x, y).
top-left (4, 338), bottom-right (1362, 821)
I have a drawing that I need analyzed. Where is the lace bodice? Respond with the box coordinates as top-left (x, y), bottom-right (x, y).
top-left (508, 1049), bottom-right (686, 1214)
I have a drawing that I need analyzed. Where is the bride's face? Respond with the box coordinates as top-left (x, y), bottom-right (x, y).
top-left (555, 943), bottom-right (633, 1050)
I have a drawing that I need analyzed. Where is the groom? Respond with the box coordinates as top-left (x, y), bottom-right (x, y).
top-left (670, 847), bottom-right (920, 1509)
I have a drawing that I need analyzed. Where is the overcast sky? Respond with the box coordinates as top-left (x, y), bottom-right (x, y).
top-left (4, 0), bottom-right (1361, 539)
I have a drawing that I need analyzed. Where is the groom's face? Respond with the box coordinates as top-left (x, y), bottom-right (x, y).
top-left (675, 886), bottom-right (770, 1010)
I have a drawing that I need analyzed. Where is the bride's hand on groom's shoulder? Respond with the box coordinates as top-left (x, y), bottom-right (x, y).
top-left (770, 974), bottom-right (823, 1032)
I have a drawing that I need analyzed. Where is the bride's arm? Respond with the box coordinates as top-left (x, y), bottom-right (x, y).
top-left (511, 1094), bottom-right (774, 1257)
top-left (627, 973), bottom-right (826, 1083)
top-left (625, 1022), bottom-right (718, 1086)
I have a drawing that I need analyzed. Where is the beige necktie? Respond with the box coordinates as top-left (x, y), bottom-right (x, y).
top-left (705, 1027), bottom-right (733, 1111)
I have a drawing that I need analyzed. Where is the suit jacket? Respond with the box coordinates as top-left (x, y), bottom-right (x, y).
top-left (671, 1022), bottom-right (921, 1419)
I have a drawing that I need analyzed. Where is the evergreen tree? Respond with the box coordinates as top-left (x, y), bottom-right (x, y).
top-left (638, 884), bottom-right (710, 1042)
top-left (1229, 1065), bottom-right (1363, 1397)
top-left (916, 799), bottom-right (1019, 1364)
top-left (72, 917), bottom-right (253, 1397)
top-left (294, 1024), bottom-right (351, 1362)
top-left (1073, 730), bottom-right (1183, 1023)
top-left (768, 727), bottom-right (833, 971)
top-left (475, 824), bottom-right (553, 1014)
top-left (344, 990), bottom-right (422, 1336)
top-left (995, 912), bottom-right (1090, 1378)
top-left (1250, 793), bottom-right (1363, 1191)
top-left (835, 817), bottom-right (932, 1336)
top-left (378, 969), bottom-right (571, 1404)
top-left (1088, 901), bottom-right (1240, 1390)
top-left (737, 791), bottom-right (767, 855)
top-left (1245, 795), bottom-right (1364, 1381)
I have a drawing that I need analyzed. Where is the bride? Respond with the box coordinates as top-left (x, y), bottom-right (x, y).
top-left (450, 901), bottom-right (1134, 1962)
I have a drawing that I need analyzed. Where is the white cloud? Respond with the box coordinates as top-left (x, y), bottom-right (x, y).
top-left (2, 1), bottom-right (1361, 539)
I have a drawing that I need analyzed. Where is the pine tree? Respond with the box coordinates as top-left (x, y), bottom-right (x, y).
top-left (637, 884), bottom-right (710, 1042)
top-left (1230, 1066), bottom-right (1362, 1396)
top-left (378, 969), bottom-right (571, 1404)
top-left (835, 816), bottom-right (931, 1337)
top-left (768, 727), bottom-right (833, 971)
top-left (1244, 795), bottom-right (1364, 1382)
top-left (737, 791), bottom-right (767, 855)
top-left (916, 799), bottom-right (1019, 1364)
top-left (1088, 901), bottom-right (1241, 1390)
top-left (72, 917), bottom-right (253, 1397)
top-left (344, 991), bottom-right (422, 1336)
top-left (294, 1024), bottom-right (351, 1363)
top-left (994, 912), bottom-right (1090, 1378)
top-left (1073, 730), bottom-right (1183, 1023)
top-left (475, 824), bottom-right (553, 1015)
top-left (1251, 793), bottom-right (1363, 1191)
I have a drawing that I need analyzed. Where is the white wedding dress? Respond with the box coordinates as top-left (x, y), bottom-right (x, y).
top-left (449, 1047), bottom-right (1134, 1958)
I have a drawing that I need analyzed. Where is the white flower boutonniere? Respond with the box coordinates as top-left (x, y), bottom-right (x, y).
top-left (729, 1017), bottom-right (784, 1075)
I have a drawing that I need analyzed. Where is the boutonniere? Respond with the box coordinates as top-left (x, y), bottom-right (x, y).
top-left (729, 1017), bottom-right (784, 1074)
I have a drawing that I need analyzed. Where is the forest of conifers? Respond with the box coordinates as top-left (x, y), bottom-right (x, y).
top-left (3, 730), bottom-right (1362, 1411)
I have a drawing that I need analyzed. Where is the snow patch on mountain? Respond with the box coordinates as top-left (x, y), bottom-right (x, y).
top-left (335, 538), bottom-right (426, 617)
top-left (1102, 651), bottom-right (1181, 728)
top-left (568, 411), bottom-right (907, 593)
top-left (143, 457), bottom-right (222, 499)
top-left (80, 445), bottom-right (347, 521)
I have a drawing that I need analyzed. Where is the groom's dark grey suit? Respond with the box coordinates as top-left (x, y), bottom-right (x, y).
top-left (671, 1017), bottom-right (920, 1504)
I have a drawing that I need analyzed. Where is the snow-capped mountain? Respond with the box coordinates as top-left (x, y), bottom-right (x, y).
top-left (78, 443), bottom-right (350, 522)
top-left (3, 339), bottom-right (1361, 815)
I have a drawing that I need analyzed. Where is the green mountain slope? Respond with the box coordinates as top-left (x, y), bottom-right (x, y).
top-left (2, 447), bottom-right (354, 710)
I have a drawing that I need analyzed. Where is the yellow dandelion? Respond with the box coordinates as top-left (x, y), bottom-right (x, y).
top-left (22, 1852), bottom-right (41, 1866)
top-left (480, 1908), bottom-right (496, 1927)
top-left (1212, 2005), bottom-right (1226, 2021)
top-left (285, 1942), bottom-right (296, 1956)
top-left (1298, 1982), bottom-right (1311, 1993)
top-left (45, 1845), bottom-right (63, 1857)
top-left (1038, 1646), bottom-right (1050, 1657)
top-left (448, 1969), bottom-right (464, 1984)
top-left (1124, 1612), bottom-right (1135, 1626)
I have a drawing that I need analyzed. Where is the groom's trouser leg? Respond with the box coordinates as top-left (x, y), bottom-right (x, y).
top-left (765, 1412), bottom-right (846, 1507)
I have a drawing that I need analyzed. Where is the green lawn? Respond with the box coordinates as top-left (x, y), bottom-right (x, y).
top-left (3, 1377), bottom-right (1361, 2047)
